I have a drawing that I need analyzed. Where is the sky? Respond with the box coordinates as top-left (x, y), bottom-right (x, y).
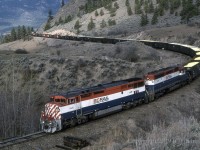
top-left (0, 0), bottom-right (68, 34)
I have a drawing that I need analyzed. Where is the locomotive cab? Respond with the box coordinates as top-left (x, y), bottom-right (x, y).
top-left (40, 96), bottom-right (65, 133)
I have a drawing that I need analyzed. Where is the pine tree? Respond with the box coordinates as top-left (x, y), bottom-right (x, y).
top-left (65, 15), bottom-right (72, 23)
top-left (21, 25), bottom-right (26, 41)
top-left (77, 12), bottom-right (81, 18)
top-left (180, 0), bottom-right (198, 22)
top-left (127, 6), bottom-right (133, 15)
top-left (170, 3), bottom-right (175, 14)
top-left (100, 9), bottom-right (104, 16)
top-left (87, 17), bottom-right (95, 31)
top-left (100, 19), bottom-right (107, 28)
top-left (135, 3), bottom-right (142, 14)
top-left (48, 9), bottom-right (53, 21)
top-left (197, 0), bottom-right (200, 6)
top-left (144, 1), bottom-right (149, 13)
top-left (61, 0), bottom-right (65, 7)
top-left (110, 8), bottom-right (117, 17)
top-left (161, 0), bottom-right (169, 10)
top-left (64, 16), bottom-right (67, 23)
top-left (44, 21), bottom-right (51, 31)
top-left (26, 26), bottom-right (31, 41)
top-left (114, 2), bottom-right (119, 9)
top-left (74, 20), bottom-right (81, 30)
top-left (182, 0), bottom-right (186, 7)
top-left (95, 10), bottom-right (99, 16)
top-left (135, 0), bottom-right (139, 5)
top-left (151, 8), bottom-right (158, 25)
top-left (149, 1), bottom-right (154, 13)
top-left (11, 28), bottom-right (17, 41)
top-left (59, 17), bottom-right (63, 24)
top-left (27, 27), bottom-right (31, 35)
top-left (54, 21), bottom-right (59, 26)
top-left (126, 0), bottom-right (130, 6)
top-left (158, 5), bottom-right (164, 16)
top-left (108, 19), bottom-right (116, 26)
top-left (145, 13), bottom-right (149, 24)
top-left (140, 13), bottom-right (148, 26)
top-left (17, 26), bottom-right (21, 40)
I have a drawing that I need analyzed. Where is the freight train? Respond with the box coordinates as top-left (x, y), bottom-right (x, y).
top-left (34, 33), bottom-right (200, 133)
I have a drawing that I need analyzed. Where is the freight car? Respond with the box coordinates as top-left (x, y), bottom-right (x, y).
top-left (34, 33), bottom-right (200, 133)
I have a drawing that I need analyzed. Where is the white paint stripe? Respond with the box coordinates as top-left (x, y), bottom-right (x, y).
top-left (59, 86), bottom-right (145, 114)
top-left (145, 71), bottom-right (181, 85)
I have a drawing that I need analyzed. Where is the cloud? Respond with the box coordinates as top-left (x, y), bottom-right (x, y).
top-left (0, 0), bottom-right (61, 33)
top-left (9, 6), bottom-right (48, 28)
top-left (0, 21), bottom-right (12, 26)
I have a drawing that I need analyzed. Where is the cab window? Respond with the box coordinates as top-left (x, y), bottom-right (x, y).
top-left (61, 99), bottom-right (65, 103)
top-left (68, 99), bottom-right (75, 104)
top-left (55, 99), bottom-right (60, 102)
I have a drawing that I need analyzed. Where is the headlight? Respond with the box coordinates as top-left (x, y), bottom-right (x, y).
top-left (41, 121), bottom-right (45, 124)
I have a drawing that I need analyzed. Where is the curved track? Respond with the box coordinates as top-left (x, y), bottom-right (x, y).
top-left (0, 131), bottom-right (45, 149)
top-left (33, 33), bottom-right (200, 76)
top-left (1, 33), bottom-right (200, 148)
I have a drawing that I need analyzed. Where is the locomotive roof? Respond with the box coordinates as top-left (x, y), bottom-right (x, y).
top-left (147, 66), bottom-right (179, 75)
top-left (59, 77), bottom-right (143, 98)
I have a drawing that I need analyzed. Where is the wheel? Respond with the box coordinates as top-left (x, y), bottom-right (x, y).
top-left (70, 118), bottom-right (77, 127)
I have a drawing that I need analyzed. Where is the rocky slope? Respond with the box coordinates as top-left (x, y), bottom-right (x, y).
top-left (39, 0), bottom-right (200, 37)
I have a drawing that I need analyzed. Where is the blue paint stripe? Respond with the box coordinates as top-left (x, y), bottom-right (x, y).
top-left (146, 74), bottom-right (188, 92)
top-left (61, 92), bottom-right (145, 120)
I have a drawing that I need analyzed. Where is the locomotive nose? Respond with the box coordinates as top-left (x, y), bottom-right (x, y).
top-left (40, 103), bottom-right (61, 133)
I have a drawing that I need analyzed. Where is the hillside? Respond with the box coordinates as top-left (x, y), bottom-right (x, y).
top-left (39, 0), bottom-right (200, 37)
top-left (0, 0), bottom-right (200, 149)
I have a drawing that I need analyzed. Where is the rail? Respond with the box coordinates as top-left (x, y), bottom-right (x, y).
top-left (0, 131), bottom-right (45, 149)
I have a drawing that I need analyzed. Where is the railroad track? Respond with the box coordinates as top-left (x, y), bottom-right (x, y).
top-left (0, 131), bottom-right (45, 149)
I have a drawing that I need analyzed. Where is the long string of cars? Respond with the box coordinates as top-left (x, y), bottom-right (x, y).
top-left (32, 33), bottom-right (200, 133)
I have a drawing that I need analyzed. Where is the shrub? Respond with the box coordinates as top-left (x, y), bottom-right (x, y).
top-left (100, 19), bottom-right (107, 28)
top-left (127, 6), bottom-right (133, 16)
top-left (114, 2), bottom-right (119, 9)
top-left (108, 19), bottom-right (116, 26)
top-left (88, 17), bottom-right (95, 31)
top-left (64, 15), bottom-right (72, 23)
top-left (100, 9), bottom-right (104, 16)
top-left (74, 20), bottom-right (81, 30)
top-left (110, 8), bottom-right (117, 17)
top-left (15, 49), bottom-right (28, 54)
top-left (56, 50), bottom-right (61, 56)
top-left (95, 10), bottom-right (99, 16)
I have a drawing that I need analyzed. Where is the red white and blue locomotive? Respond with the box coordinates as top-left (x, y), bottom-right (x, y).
top-left (34, 32), bottom-right (200, 133)
top-left (41, 64), bottom-right (198, 133)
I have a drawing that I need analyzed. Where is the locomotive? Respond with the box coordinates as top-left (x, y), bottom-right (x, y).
top-left (40, 65), bottom-right (197, 133)
top-left (35, 33), bottom-right (200, 133)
